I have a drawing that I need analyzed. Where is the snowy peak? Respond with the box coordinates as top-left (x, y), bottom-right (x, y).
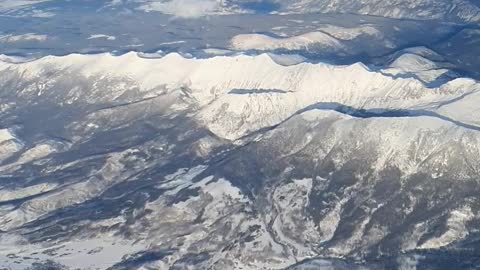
top-left (1, 50), bottom-right (480, 269)
top-left (389, 53), bottom-right (439, 72)
top-left (1, 51), bottom-right (479, 142)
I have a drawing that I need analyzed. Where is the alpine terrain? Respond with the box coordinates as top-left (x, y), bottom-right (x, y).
top-left (0, 0), bottom-right (480, 269)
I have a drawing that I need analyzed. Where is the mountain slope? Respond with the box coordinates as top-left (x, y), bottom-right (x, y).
top-left (0, 52), bottom-right (480, 269)
top-left (229, 0), bottom-right (480, 22)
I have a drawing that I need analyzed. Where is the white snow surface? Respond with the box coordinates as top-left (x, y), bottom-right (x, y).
top-left (0, 129), bottom-right (23, 161)
top-left (317, 24), bottom-right (382, 40)
top-left (0, 129), bottom-right (15, 143)
top-left (0, 234), bottom-right (146, 270)
top-left (0, 51), bottom-right (478, 142)
top-left (0, 50), bottom-right (479, 269)
top-left (230, 31), bottom-right (344, 51)
top-left (137, 0), bottom-right (222, 18)
top-left (0, 183), bottom-right (58, 203)
top-left (87, 34), bottom-right (116, 41)
top-left (274, 0), bottom-right (480, 22)
top-left (419, 205), bottom-right (474, 249)
top-left (0, 33), bottom-right (48, 42)
top-left (0, 0), bottom-right (54, 11)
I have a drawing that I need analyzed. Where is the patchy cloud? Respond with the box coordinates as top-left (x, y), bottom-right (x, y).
top-left (139, 0), bottom-right (220, 18)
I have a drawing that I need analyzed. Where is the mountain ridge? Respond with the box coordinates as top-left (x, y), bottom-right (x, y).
top-left (1, 50), bottom-right (480, 269)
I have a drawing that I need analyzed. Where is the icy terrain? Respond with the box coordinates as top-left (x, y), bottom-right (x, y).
top-left (1, 1), bottom-right (480, 269)
top-left (0, 49), bottom-right (479, 269)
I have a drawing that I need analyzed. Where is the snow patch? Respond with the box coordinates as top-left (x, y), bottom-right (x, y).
top-left (419, 205), bottom-right (474, 249)
top-left (317, 24), bottom-right (382, 40)
top-left (16, 143), bottom-right (57, 164)
top-left (0, 234), bottom-right (145, 270)
top-left (87, 34), bottom-right (116, 41)
top-left (138, 0), bottom-right (220, 18)
top-left (0, 129), bottom-right (23, 161)
top-left (0, 33), bottom-right (48, 42)
top-left (0, 183), bottom-right (58, 203)
top-left (231, 31), bottom-right (344, 51)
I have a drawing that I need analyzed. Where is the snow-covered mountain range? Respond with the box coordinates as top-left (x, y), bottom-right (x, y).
top-left (2, 0), bottom-right (480, 22)
top-left (0, 49), bottom-right (479, 269)
top-left (1, 1), bottom-right (480, 269)
top-left (245, 0), bottom-right (480, 22)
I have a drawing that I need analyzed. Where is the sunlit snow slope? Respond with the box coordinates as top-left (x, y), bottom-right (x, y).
top-left (0, 52), bottom-right (479, 269)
